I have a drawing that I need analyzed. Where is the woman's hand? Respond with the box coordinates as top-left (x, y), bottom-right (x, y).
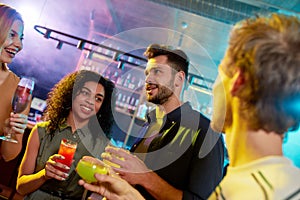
top-left (44, 154), bottom-right (70, 181)
top-left (4, 112), bottom-right (28, 135)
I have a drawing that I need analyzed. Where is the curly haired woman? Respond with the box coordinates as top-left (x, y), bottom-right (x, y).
top-left (16, 70), bottom-right (116, 200)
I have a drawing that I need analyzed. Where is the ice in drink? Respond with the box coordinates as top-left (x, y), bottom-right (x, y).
top-left (56, 138), bottom-right (77, 172)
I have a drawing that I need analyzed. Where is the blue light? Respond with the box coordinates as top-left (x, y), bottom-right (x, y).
top-left (283, 126), bottom-right (300, 168)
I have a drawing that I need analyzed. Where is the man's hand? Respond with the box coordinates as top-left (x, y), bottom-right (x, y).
top-left (78, 170), bottom-right (145, 200)
top-left (101, 145), bottom-right (151, 185)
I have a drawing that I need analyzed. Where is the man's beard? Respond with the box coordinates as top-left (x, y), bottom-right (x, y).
top-left (147, 83), bottom-right (174, 105)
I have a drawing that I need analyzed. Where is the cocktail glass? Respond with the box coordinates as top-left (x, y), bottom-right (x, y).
top-left (76, 156), bottom-right (109, 183)
top-left (0, 77), bottom-right (35, 143)
top-left (56, 138), bottom-right (77, 172)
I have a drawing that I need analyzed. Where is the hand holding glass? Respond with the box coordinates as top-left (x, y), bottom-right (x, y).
top-left (102, 138), bottom-right (127, 168)
top-left (0, 77), bottom-right (34, 143)
top-left (56, 138), bottom-right (77, 173)
top-left (76, 156), bottom-right (109, 183)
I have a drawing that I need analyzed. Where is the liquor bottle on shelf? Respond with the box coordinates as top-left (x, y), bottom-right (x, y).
top-left (123, 73), bottom-right (131, 88)
top-left (116, 75), bottom-right (124, 86)
top-left (127, 56), bottom-right (134, 63)
top-left (134, 59), bottom-right (141, 65)
top-left (127, 96), bottom-right (136, 114)
top-left (128, 76), bottom-right (137, 90)
top-left (96, 46), bottom-right (103, 55)
top-left (118, 54), bottom-right (125, 61)
top-left (137, 102), bottom-right (148, 120)
top-left (114, 68), bottom-right (123, 85)
top-left (137, 78), bottom-right (144, 89)
top-left (116, 93), bottom-right (122, 108)
top-left (110, 70), bottom-right (119, 84)
top-left (105, 44), bottom-right (113, 57)
top-left (119, 94), bottom-right (127, 109)
top-left (124, 96), bottom-right (131, 111)
top-left (132, 99), bottom-right (139, 115)
top-left (103, 68), bottom-right (111, 79)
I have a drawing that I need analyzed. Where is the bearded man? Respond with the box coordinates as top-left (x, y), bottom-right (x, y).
top-left (102, 44), bottom-right (225, 200)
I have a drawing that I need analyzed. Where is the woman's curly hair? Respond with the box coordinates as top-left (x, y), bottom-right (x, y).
top-left (43, 70), bottom-right (116, 138)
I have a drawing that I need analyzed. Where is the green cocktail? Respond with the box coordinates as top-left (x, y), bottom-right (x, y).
top-left (76, 157), bottom-right (108, 183)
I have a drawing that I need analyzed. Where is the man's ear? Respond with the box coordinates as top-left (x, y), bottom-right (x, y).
top-left (174, 71), bottom-right (185, 87)
top-left (231, 69), bottom-right (245, 96)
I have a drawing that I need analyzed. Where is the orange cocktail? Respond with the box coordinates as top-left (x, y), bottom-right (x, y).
top-left (57, 138), bottom-right (77, 172)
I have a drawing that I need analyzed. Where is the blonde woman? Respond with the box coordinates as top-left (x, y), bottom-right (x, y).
top-left (0, 3), bottom-right (29, 162)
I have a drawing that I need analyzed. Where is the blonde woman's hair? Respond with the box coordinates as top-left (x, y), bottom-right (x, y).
top-left (0, 4), bottom-right (23, 70)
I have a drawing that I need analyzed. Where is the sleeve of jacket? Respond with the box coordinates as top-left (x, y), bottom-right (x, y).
top-left (183, 118), bottom-right (225, 200)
